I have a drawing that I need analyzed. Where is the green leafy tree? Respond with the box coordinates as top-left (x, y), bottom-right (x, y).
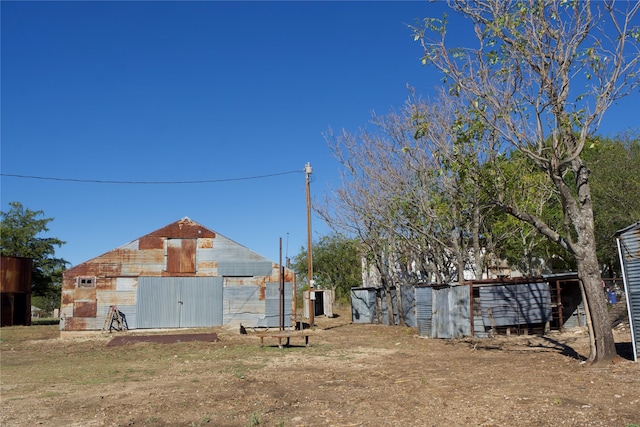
top-left (1, 202), bottom-right (67, 312)
top-left (413, 0), bottom-right (639, 363)
top-left (291, 233), bottom-right (362, 305)
top-left (583, 134), bottom-right (640, 277)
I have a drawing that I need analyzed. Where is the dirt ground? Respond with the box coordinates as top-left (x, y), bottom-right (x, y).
top-left (1, 308), bottom-right (639, 427)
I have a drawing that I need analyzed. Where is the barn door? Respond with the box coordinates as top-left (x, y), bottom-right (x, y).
top-left (137, 277), bottom-right (222, 328)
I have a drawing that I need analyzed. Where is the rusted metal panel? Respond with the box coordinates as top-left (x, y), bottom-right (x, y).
top-left (1, 256), bottom-right (32, 293)
top-left (116, 277), bottom-right (137, 291)
top-left (98, 290), bottom-right (136, 306)
top-left (61, 290), bottom-right (74, 305)
top-left (167, 239), bottom-right (196, 273)
top-left (74, 300), bottom-right (97, 317)
top-left (147, 217), bottom-right (216, 239)
top-left (225, 277), bottom-right (260, 286)
top-left (61, 217), bottom-right (295, 331)
top-left (139, 236), bottom-right (163, 250)
top-left (75, 286), bottom-right (96, 300)
top-left (198, 238), bottom-right (213, 249)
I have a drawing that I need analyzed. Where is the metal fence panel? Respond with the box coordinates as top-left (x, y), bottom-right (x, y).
top-left (617, 223), bottom-right (640, 361)
top-left (351, 288), bottom-right (377, 324)
top-left (415, 286), bottom-right (433, 337)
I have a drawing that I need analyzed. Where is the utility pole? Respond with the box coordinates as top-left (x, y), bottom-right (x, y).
top-left (279, 237), bottom-right (284, 331)
top-left (305, 162), bottom-right (314, 327)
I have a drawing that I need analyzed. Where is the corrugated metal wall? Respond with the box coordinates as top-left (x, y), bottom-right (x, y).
top-left (198, 234), bottom-right (273, 276)
top-left (432, 286), bottom-right (451, 338)
top-left (431, 285), bottom-right (471, 339)
top-left (479, 282), bottom-right (551, 328)
top-left (450, 285), bottom-right (471, 338)
top-left (402, 285), bottom-right (416, 327)
top-left (617, 223), bottom-right (640, 362)
top-left (415, 286), bottom-right (433, 337)
top-left (264, 281), bottom-right (293, 328)
top-left (137, 277), bottom-right (223, 328)
top-left (351, 288), bottom-right (377, 323)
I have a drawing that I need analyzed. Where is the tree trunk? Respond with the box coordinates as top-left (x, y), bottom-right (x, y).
top-left (395, 284), bottom-right (406, 327)
top-left (384, 285), bottom-right (395, 326)
top-left (576, 253), bottom-right (617, 364)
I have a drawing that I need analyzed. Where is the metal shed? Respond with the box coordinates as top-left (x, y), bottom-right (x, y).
top-left (61, 217), bottom-right (295, 332)
top-left (615, 222), bottom-right (640, 362)
top-left (412, 275), bottom-right (581, 339)
top-left (1, 256), bottom-right (33, 326)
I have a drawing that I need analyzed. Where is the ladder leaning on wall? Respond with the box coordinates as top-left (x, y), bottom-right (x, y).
top-left (102, 305), bottom-right (129, 333)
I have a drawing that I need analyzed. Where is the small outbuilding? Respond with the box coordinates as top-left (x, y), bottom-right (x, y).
top-left (1, 256), bottom-right (33, 326)
top-left (61, 217), bottom-right (295, 332)
top-left (352, 274), bottom-right (585, 339)
top-left (615, 222), bottom-right (640, 362)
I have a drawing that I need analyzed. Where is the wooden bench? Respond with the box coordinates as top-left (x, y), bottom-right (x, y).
top-left (256, 331), bottom-right (312, 349)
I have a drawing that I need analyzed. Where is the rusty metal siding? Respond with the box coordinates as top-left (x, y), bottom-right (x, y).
top-left (74, 300), bottom-right (97, 317)
top-left (61, 218), bottom-right (293, 331)
top-left (415, 285), bottom-right (433, 337)
top-left (167, 239), bottom-right (196, 273)
top-left (1, 256), bottom-right (32, 293)
top-left (136, 277), bottom-right (222, 328)
top-left (1, 256), bottom-right (33, 327)
top-left (351, 287), bottom-right (377, 323)
top-left (616, 222), bottom-right (640, 361)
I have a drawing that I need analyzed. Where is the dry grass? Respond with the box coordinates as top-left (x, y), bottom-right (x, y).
top-left (1, 314), bottom-right (639, 427)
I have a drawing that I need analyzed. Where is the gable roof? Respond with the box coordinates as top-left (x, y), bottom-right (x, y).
top-left (65, 217), bottom-right (273, 273)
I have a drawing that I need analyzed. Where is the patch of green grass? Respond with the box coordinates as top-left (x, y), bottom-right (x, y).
top-left (246, 412), bottom-right (261, 426)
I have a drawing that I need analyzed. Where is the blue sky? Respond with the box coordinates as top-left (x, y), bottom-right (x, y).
top-left (1, 1), bottom-right (638, 268)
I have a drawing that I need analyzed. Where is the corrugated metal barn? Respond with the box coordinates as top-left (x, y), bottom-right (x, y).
top-left (61, 217), bottom-right (295, 331)
top-left (616, 222), bottom-right (640, 362)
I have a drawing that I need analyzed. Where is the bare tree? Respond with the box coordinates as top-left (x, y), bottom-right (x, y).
top-left (319, 97), bottom-right (504, 322)
top-left (413, 0), bottom-right (640, 363)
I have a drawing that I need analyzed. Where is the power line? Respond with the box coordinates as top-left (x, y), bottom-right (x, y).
top-left (0, 170), bottom-right (303, 185)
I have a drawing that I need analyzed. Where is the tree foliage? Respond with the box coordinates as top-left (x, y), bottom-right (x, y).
top-left (584, 133), bottom-right (640, 276)
top-left (412, 0), bottom-right (639, 363)
top-left (291, 233), bottom-right (361, 305)
top-left (0, 202), bottom-right (67, 310)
